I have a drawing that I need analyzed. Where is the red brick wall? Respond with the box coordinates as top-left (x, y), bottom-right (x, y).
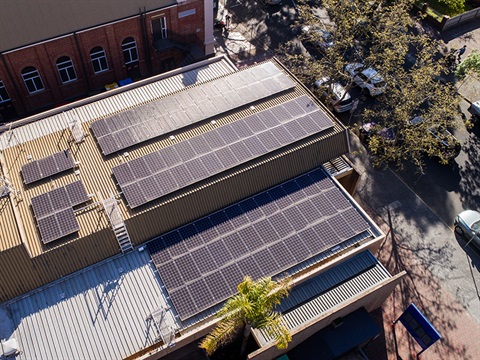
top-left (0, 1), bottom-right (207, 115)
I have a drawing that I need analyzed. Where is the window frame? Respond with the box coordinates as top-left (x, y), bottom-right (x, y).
top-left (21, 67), bottom-right (45, 94)
top-left (56, 56), bottom-right (77, 84)
top-left (90, 47), bottom-right (109, 74)
top-left (122, 38), bottom-right (139, 65)
top-left (0, 80), bottom-right (11, 103)
top-left (160, 17), bottom-right (168, 39)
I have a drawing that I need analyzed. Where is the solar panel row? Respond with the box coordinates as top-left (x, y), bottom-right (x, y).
top-left (31, 181), bottom-right (89, 244)
top-left (113, 95), bottom-right (334, 208)
top-left (147, 168), bottom-right (371, 320)
top-left (22, 150), bottom-right (75, 185)
top-left (91, 62), bottom-right (296, 155)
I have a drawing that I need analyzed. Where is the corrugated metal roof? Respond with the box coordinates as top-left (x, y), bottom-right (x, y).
top-left (4, 249), bottom-right (179, 360)
top-left (0, 57), bottom-right (237, 150)
top-left (255, 251), bottom-right (391, 345)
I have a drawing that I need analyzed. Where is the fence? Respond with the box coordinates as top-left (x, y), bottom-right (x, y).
top-left (417, 3), bottom-right (480, 31)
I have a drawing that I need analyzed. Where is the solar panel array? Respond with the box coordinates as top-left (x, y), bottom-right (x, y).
top-left (91, 62), bottom-right (296, 155)
top-left (31, 181), bottom-right (89, 243)
top-left (22, 150), bottom-right (75, 184)
top-left (147, 168), bottom-right (371, 320)
top-left (113, 95), bottom-right (334, 208)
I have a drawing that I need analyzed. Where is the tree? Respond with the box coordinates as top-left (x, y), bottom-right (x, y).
top-left (278, 0), bottom-right (462, 172)
top-left (199, 276), bottom-right (292, 359)
top-left (456, 51), bottom-right (480, 77)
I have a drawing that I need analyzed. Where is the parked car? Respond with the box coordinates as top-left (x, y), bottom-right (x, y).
top-left (345, 63), bottom-right (387, 96)
top-left (360, 122), bottom-right (396, 143)
top-left (314, 77), bottom-right (353, 113)
top-left (300, 25), bottom-right (334, 53)
top-left (454, 210), bottom-right (480, 249)
top-left (468, 101), bottom-right (480, 122)
top-left (408, 116), bottom-right (461, 162)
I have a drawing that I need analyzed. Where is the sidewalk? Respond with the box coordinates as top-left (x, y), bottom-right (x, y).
top-left (348, 135), bottom-right (480, 360)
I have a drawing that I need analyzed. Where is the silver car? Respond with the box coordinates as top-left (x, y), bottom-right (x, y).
top-left (345, 63), bottom-right (387, 96)
top-left (454, 210), bottom-right (480, 248)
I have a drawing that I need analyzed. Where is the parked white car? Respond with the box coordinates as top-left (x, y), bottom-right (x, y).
top-left (314, 77), bottom-right (353, 113)
top-left (345, 63), bottom-right (387, 96)
top-left (454, 210), bottom-right (480, 249)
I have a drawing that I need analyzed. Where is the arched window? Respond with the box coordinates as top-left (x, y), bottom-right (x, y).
top-left (122, 37), bottom-right (139, 65)
top-left (56, 56), bottom-right (77, 83)
top-left (21, 66), bottom-right (44, 93)
top-left (90, 46), bottom-right (108, 73)
top-left (0, 80), bottom-right (10, 103)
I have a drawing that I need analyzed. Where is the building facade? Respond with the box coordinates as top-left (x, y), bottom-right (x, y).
top-left (0, 0), bottom-right (214, 120)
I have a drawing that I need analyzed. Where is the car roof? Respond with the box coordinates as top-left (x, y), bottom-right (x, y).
top-left (361, 68), bottom-right (384, 82)
top-left (331, 83), bottom-right (351, 100)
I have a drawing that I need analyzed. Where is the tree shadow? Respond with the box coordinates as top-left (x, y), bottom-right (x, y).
top-left (226, 0), bottom-right (298, 55)
top-left (373, 208), bottom-right (475, 360)
top-left (458, 133), bottom-right (480, 211)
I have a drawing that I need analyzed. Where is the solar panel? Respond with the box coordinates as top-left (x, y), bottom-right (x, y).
top-left (37, 208), bottom-right (79, 244)
top-left (147, 168), bottom-right (374, 320)
top-left (92, 63), bottom-right (296, 155)
top-left (114, 96), bottom-right (335, 208)
top-left (31, 181), bottom-right (89, 243)
top-left (22, 150), bottom-right (75, 184)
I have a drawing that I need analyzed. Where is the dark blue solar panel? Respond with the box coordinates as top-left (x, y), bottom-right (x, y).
top-left (209, 211), bottom-right (229, 227)
top-left (224, 204), bottom-right (244, 219)
top-left (179, 223), bottom-right (197, 240)
top-left (162, 231), bottom-right (182, 247)
top-left (115, 95), bottom-right (335, 208)
top-left (281, 180), bottom-right (301, 195)
top-left (147, 168), bottom-right (373, 321)
top-left (254, 192), bottom-right (272, 207)
top-left (267, 186), bottom-right (287, 201)
top-left (240, 198), bottom-right (257, 213)
top-left (195, 217), bottom-right (213, 232)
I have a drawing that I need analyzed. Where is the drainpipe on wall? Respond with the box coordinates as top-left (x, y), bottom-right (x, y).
top-left (73, 32), bottom-right (92, 93)
top-left (204, 0), bottom-right (216, 56)
top-left (0, 53), bottom-right (26, 115)
top-left (140, 7), bottom-right (152, 76)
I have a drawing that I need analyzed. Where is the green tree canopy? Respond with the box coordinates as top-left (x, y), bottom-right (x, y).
top-left (279, 0), bottom-right (461, 171)
top-left (456, 50), bottom-right (480, 77)
top-left (199, 276), bottom-right (291, 358)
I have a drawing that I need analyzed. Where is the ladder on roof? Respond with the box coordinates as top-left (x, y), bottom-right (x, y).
top-left (148, 306), bottom-right (177, 347)
top-left (101, 194), bottom-right (133, 252)
top-left (65, 109), bottom-right (85, 144)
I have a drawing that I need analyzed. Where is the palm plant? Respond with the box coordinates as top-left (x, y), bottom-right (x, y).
top-left (199, 275), bottom-right (292, 359)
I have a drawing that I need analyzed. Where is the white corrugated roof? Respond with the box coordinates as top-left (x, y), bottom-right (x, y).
top-left (0, 56), bottom-right (237, 150)
top-left (5, 250), bottom-right (179, 360)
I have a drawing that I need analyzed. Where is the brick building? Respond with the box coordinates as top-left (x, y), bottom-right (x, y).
top-left (0, 0), bottom-right (215, 120)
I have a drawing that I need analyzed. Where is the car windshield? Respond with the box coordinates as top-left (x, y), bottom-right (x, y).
top-left (339, 98), bottom-right (352, 106)
top-left (472, 220), bottom-right (480, 233)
